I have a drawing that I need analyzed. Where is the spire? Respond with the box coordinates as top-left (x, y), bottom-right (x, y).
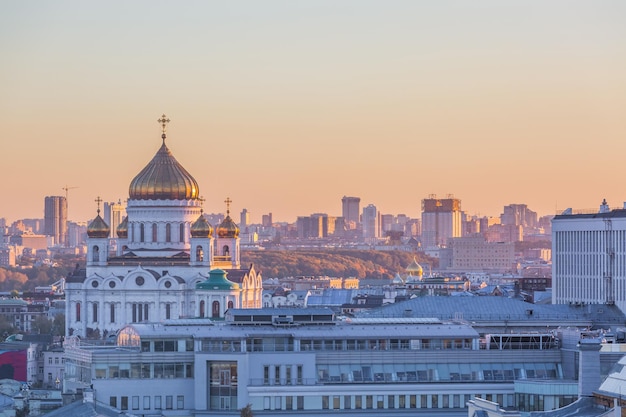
top-left (158, 114), bottom-right (170, 144)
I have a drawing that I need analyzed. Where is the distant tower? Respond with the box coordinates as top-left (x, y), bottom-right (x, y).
top-left (103, 201), bottom-right (126, 238)
top-left (362, 204), bottom-right (380, 239)
top-left (240, 208), bottom-right (250, 229)
top-left (342, 196), bottom-right (361, 229)
top-left (44, 196), bottom-right (67, 246)
top-left (421, 195), bottom-right (462, 248)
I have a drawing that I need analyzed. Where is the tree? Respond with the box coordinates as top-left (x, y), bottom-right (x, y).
top-left (30, 316), bottom-right (53, 335)
top-left (240, 404), bottom-right (253, 417)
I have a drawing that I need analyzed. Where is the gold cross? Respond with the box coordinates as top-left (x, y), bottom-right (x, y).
top-left (198, 196), bottom-right (205, 212)
top-left (95, 196), bottom-right (103, 214)
top-left (224, 197), bottom-right (232, 216)
top-left (158, 114), bottom-right (170, 141)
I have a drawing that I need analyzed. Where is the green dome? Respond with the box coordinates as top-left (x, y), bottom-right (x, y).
top-left (196, 269), bottom-right (239, 291)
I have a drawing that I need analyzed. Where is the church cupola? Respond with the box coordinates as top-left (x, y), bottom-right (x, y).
top-left (116, 216), bottom-right (128, 238)
top-left (87, 197), bottom-right (110, 267)
top-left (214, 198), bottom-right (240, 269)
top-left (190, 210), bottom-right (214, 266)
top-left (128, 114), bottom-right (200, 201)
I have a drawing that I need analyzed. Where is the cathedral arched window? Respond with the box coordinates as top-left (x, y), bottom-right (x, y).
top-left (92, 246), bottom-right (99, 262)
top-left (199, 300), bottom-right (205, 318)
top-left (165, 224), bottom-right (171, 242)
top-left (180, 224), bottom-right (185, 243)
top-left (222, 245), bottom-right (230, 257)
top-left (212, 301), bottom-right (220, 318)
top-left (196, 246), bottom-right (204, 262)
top-left (140, 224), bottom-right (145, 242)
top-left (152, 223), bottom-right (157, 242)
top-left (110, 304), bottom-right (116, 323)
top-left (92, 303), bottom-right (98, 323)
top-left (227, 300), bottom-right (234, 310)
top-left (165, 303), bottom-right (171, 320)
top-left (76, 302), bottom-right (81, 322)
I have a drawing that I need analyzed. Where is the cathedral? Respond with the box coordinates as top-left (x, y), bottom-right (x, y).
top-left (65, 115), bottom-right (263, 337)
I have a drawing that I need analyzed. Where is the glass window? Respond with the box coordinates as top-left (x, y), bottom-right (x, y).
top-left (121, 396), bottom-right (128, 411)
top-left (177, 396), bottom-right (184, 409)
top-left (322, 396), bottom-right (329, 409)
top-left (143, 396), bottom-right (150, 410)
top-left (155, 396), bottom-right (161, 410)
top-left (110, 397), bottom-right (117, 408)
top-left (333, 396), bottom-right (340, 409)
top-left (166, 395), bottom-right (173, 410)
top-left (132, 396), bottom-right (139, 410)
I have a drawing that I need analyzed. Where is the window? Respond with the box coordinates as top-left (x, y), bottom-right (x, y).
top-left (177, 395), bottom-right (184, 409)
top-left (155, 396), bottom-right (162, 409)
top-left (110, 397), bottom-right (117, 408)
top-left (297, 396), bottom-right (304, 410)
top-left (297, 365), bottom-right (303, 384)
top-left (132, 396), bottom-right (139, 410)
top-left (92, 246), bottom-right (99, 262)
top-left (110, 304), bottom-right (115, 323)
top-left (200, 301), bottom-right (205, 318)
top-left (121, 396), bottom-right (128, 410)
top-left (180, 224), bottom-right (185, 242)
top-left (322, 396), bottom-right (329, 410)
top-left (333, 396), bottom-right (340, 409)
top-left (196, 246), bottom-right (203, 262)
top-left (166, 224), bottom-right (171, 242)
top-left (92, 303), bottom-right (98, 322)
top-left (140, 224), bottom-right (145, 242)
top-left (344, 395), bottom-right (351, 409)
top-left (143, 396), bottom-right (150, 410)
top-left (274, 365), bottom-right (280, 384)
top-left (165, 303), bottom-right (171, 320)
top-left (212, 301), bottom-right (220, 318)
top-left (264, 397), bottom-right (271, 410)
top-left (76, 303), bottom-right (81, 322)
top-left (165, 395), bottom-right (173, 410)
top-left (152, 224), bottom-right (157, 242)
top-left (286, 396), bottom-right (293, 410)
top-left (263, 366), bottom-right (269, 385)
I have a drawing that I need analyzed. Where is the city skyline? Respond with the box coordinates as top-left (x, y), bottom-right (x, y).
top-left (2, 1), bottom-right (625, 224)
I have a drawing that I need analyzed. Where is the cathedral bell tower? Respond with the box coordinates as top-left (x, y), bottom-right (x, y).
top-left (214, 198), bottom-right (240, 269)
top-left (86, 197), bottom-right (111, 267)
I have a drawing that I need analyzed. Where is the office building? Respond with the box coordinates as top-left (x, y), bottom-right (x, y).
top-left (240, 208), bottom-right (250, 229)
top-left (341, 196), bottom-right (360, 229)
top-left (44, 196), bottom-right (67, 246)
top-left (421, 196), bottom-right (462, 248)
top-left (552, 199), bottom-right (626, 314)
top-left (102, 201), bottom-right (125, 239)
top-left (362, 204), bottom-right (380, 239)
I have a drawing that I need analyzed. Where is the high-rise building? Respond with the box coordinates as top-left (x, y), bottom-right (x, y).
top-left (421, 195), bottom-right (462, 248)
top-left (362, 204), bottom-right (380, 239)
top-left (240, 208), bottom-right (250, 229)
top-left (261, 213), bottom-right (273, 227)
top-left (500, 204), bottom-right (538, 228)
top-left (103, 201), bottom-right (125, 239)
top-left (44, 196), bottom-right (67, 246)
top-left (341, 196), bottom-right (360, 229)
top-left (552, 199), bottom-right (626, 314)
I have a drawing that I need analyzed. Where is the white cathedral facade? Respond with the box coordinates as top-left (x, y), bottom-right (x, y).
top-left (65, 116), bottom-right (263, 337)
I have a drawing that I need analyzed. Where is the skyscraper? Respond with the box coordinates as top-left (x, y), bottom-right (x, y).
top-left (240, 208), bottom-right (250, 229)
top-left (341, 196), bottom-right (360, 229)
top-left (103, 201), bottom-right (125, 239)
top-left (421, 195), bottom-right (462, 248)
top-left (44, 196), bottom-right (67, 246)
top-left (362, 204), bottom-right (380, 239)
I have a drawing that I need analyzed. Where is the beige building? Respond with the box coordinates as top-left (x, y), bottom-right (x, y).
top-left (449, 236), bottom-right (516, 273)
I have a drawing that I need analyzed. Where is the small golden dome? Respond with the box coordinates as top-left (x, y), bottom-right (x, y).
top-left (87, 212), bottom-right (110, 238)
top-left (191, 214), bottom-right (213, 238)
top-left (217, 215), bottom-right (239, 238)
top-left (116, 216), bottom-right (128, 239)
top-left (129, 141), bottom-right (199, 201)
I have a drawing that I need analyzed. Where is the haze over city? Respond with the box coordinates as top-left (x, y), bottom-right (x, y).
top-left (2, 1), bottom-right (625, 224)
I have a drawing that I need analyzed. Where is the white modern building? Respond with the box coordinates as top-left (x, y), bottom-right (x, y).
top-left (64, 116), bottom-right (263, 338)
top-left (552, 199), bottom-right (626, 314)
top-left (421, 196), bottom-right (463, 248)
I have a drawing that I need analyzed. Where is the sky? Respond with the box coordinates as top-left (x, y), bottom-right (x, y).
top-left (1, 1), bottom-right (625, 224)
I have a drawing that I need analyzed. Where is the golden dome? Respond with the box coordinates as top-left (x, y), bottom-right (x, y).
top-left (116, 216), bottom-right (128, 239)
top-left (217, 215), bottom-right (239, 238)
top-left (87, 212), bottom-right (110, 238)
top-left (191, 214), bottom-right (213, 238)
top-left (129, 140), bottom-right (199, 201)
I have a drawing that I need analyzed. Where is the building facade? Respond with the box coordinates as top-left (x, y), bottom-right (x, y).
top-left (421, 196), bottom-right (462, 248)
top-left (44, 196), bottom-right (67, 246)
top-left (341, 196), bottom-right (360, 229)
top-left (552, 201), bottom-right (626, 314)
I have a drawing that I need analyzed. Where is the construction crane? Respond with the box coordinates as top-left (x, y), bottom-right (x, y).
top-left (62, 185), bottom-right (78, 200)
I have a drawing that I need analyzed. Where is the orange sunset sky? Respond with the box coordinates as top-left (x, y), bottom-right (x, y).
top-left (1, 1), bottom-right (625, 224)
